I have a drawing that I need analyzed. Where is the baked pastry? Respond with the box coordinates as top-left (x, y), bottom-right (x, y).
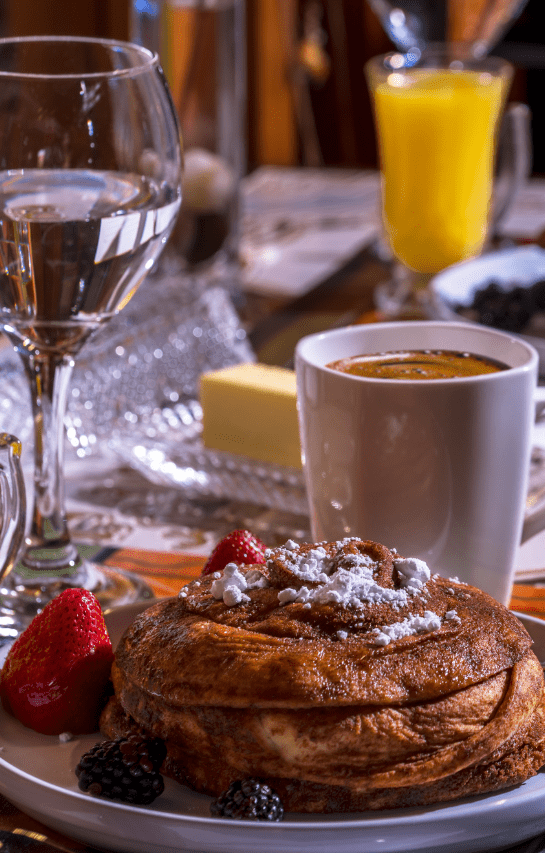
top-left (100, 538), bottom-right (545, 811)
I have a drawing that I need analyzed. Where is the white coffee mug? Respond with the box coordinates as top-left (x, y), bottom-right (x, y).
top-left (295, 321), bottom-right (539, 604)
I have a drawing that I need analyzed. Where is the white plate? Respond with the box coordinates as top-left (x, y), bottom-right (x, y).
top-left (2, 605), bottom-right (545, 853)
top-left (431, 245), bottom-right (545, 374)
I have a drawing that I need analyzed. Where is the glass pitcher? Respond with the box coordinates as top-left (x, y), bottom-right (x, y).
top-left (0, 433), bottom-right (27, 639)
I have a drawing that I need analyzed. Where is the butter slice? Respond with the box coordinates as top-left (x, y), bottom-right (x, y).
top-left (200, 363), bottom-right (302, 468)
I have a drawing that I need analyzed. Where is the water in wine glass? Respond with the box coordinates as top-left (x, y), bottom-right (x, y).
top-left (0, 169), bottom-right (178, 354)
top-left (367, 0), bottom-right (529, 57)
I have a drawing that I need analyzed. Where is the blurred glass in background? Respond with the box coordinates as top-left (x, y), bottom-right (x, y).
top-left (366, 0), bottom-right (529, 58)
top-left (131, 0), bottom-right (247, 290)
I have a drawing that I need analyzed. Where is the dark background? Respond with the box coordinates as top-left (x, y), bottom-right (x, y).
top-left (1, 0), bottom-right (544, 174)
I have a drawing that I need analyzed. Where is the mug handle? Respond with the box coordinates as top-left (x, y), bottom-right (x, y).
top-left (492, 102), bottom-right (533, 234)
top-left (522, 499), bottom-right (545, 545)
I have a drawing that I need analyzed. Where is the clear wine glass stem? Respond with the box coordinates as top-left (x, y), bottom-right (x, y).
top-left (19, 349), bottom-right (80, 573)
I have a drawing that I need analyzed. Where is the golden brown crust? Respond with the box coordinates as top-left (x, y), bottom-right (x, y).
top-left (101, 678), bottom-right (545, 811)
top-left (112, 540), bottom-right (531, 708)
top-left (101, 538), bottom-right (545, 811)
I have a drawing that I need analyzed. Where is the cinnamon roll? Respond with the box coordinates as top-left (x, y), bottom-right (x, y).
top-left (100, 538), bottom-right (545, 811)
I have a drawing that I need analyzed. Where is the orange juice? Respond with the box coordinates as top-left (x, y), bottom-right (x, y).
top-left (371, 69), bottom-right (508, 274)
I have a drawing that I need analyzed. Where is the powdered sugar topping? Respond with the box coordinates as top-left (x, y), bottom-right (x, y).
top-left (394, 557), bottom-right (430, 591)
top-left (266, 540), bottom-right (333, 583)
top-left (210, 563), bottom-right (269, 607)
top-left (372, 607), bottom-right (460, 645)
top-left (200, 539), bottom-right (460, 648)
top-left (445, 609), bottom-right (461, 624)
top-left (372, 611), bottom-right (442, 646)
top-left (58, 732), bottom-right (74, 743)
top-left (269, 540), bottom-right (432, 609)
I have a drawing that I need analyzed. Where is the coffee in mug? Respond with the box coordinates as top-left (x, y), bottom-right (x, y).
top-left (327, 349), bottom-right (509, 380)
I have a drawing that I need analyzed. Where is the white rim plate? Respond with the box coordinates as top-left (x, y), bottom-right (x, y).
top-left (2, 604), bottom-right (545, 853)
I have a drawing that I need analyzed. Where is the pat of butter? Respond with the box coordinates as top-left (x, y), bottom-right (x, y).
top-left (200, 363), bottom-right (302, 468)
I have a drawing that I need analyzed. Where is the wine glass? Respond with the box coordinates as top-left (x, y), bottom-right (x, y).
top-left (365, 45), bottom-right (520, 318)
top-left (366, 0), bottom-right (529, 58)
top-left (0, 36), bottom-right (182, 632)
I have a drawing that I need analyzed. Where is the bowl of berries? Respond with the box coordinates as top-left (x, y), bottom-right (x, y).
top-left (430, 245), bottom-right (545, 373)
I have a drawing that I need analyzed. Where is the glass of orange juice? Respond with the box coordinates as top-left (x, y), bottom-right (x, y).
top-left (365, 47), bottom-right (514, 315)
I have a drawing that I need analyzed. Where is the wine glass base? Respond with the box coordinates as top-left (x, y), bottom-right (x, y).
top-left (0, 561), bottom-right (154, 642)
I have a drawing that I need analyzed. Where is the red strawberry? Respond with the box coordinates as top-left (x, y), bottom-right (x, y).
top-left (202, 529), bottom-right (266, 576)
top-left (0, 588), bottom-right (114, 736)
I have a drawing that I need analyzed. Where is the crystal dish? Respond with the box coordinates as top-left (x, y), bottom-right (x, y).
top-left (110, 432), bottom-right (308, 516)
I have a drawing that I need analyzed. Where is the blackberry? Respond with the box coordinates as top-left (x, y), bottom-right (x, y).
top-left (210, 778), bottom-right (284, 821)
top-left (456, 278), bottom-right (545, 334)
top-left (75, 734), bottom-right (167, 805)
